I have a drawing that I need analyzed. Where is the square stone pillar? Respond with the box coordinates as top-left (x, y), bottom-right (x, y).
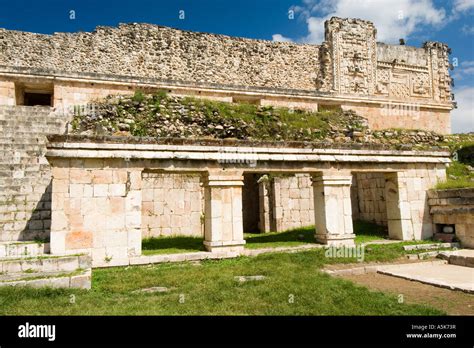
top-left (311, 173), bottom-right (355, 246)
top-left (202, 171), bottom-right (246, 253)
top-left (49, 160), bottom-right (142, 266)
top-left (384, 172), bottom-right (414, 240)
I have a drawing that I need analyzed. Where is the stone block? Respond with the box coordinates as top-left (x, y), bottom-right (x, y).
top-left (93, 184), bottom-right (108, 197)
top-left (109, 184), bottom-right (126, 197)
top-left (92, 170), bottom-right (113, 184)
top-left (65, 231), bottom-right (92, 250)
top-left (69, 184), bottom-right (84, 198)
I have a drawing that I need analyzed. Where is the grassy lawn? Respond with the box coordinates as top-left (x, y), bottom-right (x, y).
top-left (435, 161), bottom-right (474, 189)
top-left (244, 220), bottom-right (390, 248)
top-left (141, 221), bottom-right (443, 258)
top-left (0, 249), bottom-right (445, 315)
top-left (244, 226), bottom-right (315, 249)
top-left (142, 236), bottom-right (205, 255)
top-left (353, 220), bottom-right (388, 244)
top-left (435, 141), bottom-right (474, 189)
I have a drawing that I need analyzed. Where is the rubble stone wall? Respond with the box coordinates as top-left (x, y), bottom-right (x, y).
top-left (0, 24), bottom-right (320, 91)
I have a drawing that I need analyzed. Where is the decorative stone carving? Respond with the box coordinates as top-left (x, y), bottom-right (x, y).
top-left (321, 17), bottom-right (377, 95)
top-left (375, 68), bottom-right (390, 95)
top-left (424, 41), bottom-right (452, 102)
top-left (411, 72), bottom-right (431, 97)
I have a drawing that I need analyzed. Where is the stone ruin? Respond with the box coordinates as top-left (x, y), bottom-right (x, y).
top-left (0, 17), bottom-right (461, 278)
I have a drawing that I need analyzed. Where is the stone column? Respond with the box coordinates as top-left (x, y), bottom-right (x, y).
top-left (257, 175), bottom-right (272, 233)
top-left (311, 172), bottom-right (355, 246)
top-left (384, 172), bottom-right (414, 240)
top-left (202, 171), bottom-right (246, 253)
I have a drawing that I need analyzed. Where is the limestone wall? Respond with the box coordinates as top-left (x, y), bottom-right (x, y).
top-left (272, 174), bottom-right (314, 231)
top-left (0, 24), bottom-right (320, 91)
top-left (141, 172), bottom-right (203, 238)
top-left (385, 165), bottom-right (446, 240)
top-left (428, 188), bottom-right (474, 248)
top-left (0, 81), bottom-right (15, 106)
top-left (0, 18), bottom-right (453, 106)
top-left (49, 158), bottom-right (142, 263)
top-left (353, 173), bottom-right (387, 225)
top-left (341, 103), bottom-right (451, 134)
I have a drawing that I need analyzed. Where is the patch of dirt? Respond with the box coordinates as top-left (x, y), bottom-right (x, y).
top-left (342, 272), bottom-right (474, 315)
top-left (324, 258), bottom-right (424, 271)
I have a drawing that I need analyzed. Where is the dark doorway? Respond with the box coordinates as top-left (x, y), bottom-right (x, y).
top-left (23, 92), bottom-right (53, 106)
top-left (242, 173), bottom-right (260, 233)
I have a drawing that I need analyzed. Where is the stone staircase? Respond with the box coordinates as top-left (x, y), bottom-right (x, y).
top-left (0, 106), bottom-right (85, 288)
top-left (438, 249), bottom-right (474, 268)
top-left (0, 105), bottom-right (69, 242)
top-left (0, 241), bottom-right (91, 289)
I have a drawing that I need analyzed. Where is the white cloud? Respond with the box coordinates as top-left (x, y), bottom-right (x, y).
top-left (272, 34), bottom-right (293, 43)
top-left (462, 25), bottom-right (474, 34)
top-left (452, 60), bottom-right (474, 81)
top-left (277, 0), bottom-right (447, 44)
top-left (453, 0), bottom-right (474, 13)
top-left (452, 86), bottom-right (474, 133)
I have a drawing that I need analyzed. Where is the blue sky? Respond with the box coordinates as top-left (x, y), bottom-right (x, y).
top-left (0, 0), bottom-right (472, 132)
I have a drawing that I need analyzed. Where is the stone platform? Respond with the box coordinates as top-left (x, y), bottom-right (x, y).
top-left (377, 262), bottom-right (474, 293)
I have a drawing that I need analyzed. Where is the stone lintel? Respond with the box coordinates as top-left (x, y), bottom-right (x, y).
top-left (202, 171), bottom-right (244, 187)
top-left (311, 174), bottom-right (353, 186)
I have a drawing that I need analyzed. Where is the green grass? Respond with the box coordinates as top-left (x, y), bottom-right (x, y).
top-left (244, 221), bottom-right (390, 249)
top-left (353, 220), bottom-right (388, 244)
top-left (244, 226), bottom-right (315, 249)
top-left (0, 250), bottom-right (444, 315)
top-left (141, 221), bottom-right (443, 262)
top-left (435, 161), bottom-right (474, 189)
top-left (73, 92), bottom-right (364, 141)
top-left (142, 236), bottom-right (205, 255)
top-left (435, 178), bottom-right (474, 189)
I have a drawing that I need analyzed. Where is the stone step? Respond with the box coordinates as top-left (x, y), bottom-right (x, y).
top-left (0, 164), bottom-right (50, 171)
top-left (403, 242), bottom-right (460, 251)
top-left (0, 146), bottom-right (45, 151)
top-left (0, 113), bottom-right (64, 120)
top-left (0, 121), bottom-right (64, 127)
top-left (0, 268), bottom-right (91, 289)
top-left (0, 137), bottom-right (47, 144)
top-left (0, 254), bottom-right (91, 274)
top-left (438, 249), bottom-right (474, 268)
top-left (0, 123), bottom-right (64, 129)
top-left (0, 241), bottom-right (50, 259)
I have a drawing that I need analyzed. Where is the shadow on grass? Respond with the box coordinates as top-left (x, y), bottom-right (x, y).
top-left (141, 220), bottom-right (389, 253)
top-left (244, 221), bottom-right (389, 249)
top-left (353, 220), bottom-right (388, 244)
top-left (142, 236), bottom-right (205, 255)
top-left (244, 226), bottom-right (315, 249)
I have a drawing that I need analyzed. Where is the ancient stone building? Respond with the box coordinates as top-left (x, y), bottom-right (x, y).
top-left (0, 18), bottom-right (457, 266)
top-left (0, 17), bottom-right (453, 131)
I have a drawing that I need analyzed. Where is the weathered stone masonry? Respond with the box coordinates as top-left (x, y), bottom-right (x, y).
top-left (0, 17), bottom-right (455, 243)
top-left (45, 136), bottom-right (449, 266)
top-left (0, 17), bottom-right (453, 132)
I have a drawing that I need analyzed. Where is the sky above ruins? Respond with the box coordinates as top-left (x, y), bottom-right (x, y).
top-left (0, 0), bottom-right (472, 132)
